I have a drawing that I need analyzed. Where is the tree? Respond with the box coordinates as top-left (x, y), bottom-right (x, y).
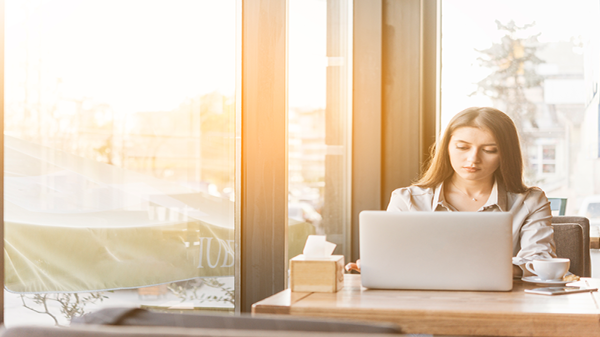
top-left (472, 20), bottom-right (545, 135)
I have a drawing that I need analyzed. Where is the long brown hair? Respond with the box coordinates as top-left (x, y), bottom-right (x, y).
top-left (415, 107), bottom-right (528, 193)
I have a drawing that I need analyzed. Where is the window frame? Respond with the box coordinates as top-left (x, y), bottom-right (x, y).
top-left (351, 0), bottom-right (439, 261)
top-left (0, 0), bottom-right (440, 319)
top-left (1, 0), bottom-right (5, 324)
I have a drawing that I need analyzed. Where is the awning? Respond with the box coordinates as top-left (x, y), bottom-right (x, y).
top-left (4, 136), bottom-right (313, 293)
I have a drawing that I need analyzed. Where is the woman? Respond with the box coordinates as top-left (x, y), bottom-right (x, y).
top-left (346, 107), bottom-right (556, 277)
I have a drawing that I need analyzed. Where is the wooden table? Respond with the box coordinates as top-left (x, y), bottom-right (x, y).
top-left (252, 274), bottom-right (600, 337)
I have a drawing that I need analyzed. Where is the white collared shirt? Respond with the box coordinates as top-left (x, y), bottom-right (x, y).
top-left (386, 181), bottom-right (557, 269)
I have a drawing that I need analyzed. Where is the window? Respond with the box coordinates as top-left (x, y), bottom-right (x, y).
top-left (529, 142), bottom-right (560, 177)
top-left (441, 0), bottom-right (600, 214)
top-left (5, 0), bottom-right (238, 325)
top-left (288, 0), bottom-right (352, 260)
top-left (2, 0), bottom-right (430, 321)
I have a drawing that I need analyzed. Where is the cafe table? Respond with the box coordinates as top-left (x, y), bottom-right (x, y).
top-left (252, 274), bottom-right (600, 337)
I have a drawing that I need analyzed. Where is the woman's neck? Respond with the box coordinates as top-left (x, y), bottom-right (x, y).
top-left (448, 175), bottom-right (494, 196)
top-left (444, 175), bottom-right (494, 211)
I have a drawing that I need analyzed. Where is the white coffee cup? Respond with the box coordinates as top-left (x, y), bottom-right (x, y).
top-left (525, 258), bottom-right (570, 281)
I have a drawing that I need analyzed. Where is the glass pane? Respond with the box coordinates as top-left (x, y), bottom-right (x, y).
top-left (542, 164), bottom-right (556, 173)
top-left (584, 203), bottom-right (600, 219)
top-left (288, 0), bottom-right (352, 261)
top-left (441, 0), bottom-right (599, 214)
top-left (5, 0), bottom-right (238, 326)
top-left (542, 145), bottom-right (556, 160)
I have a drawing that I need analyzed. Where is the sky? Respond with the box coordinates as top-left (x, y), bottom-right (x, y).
top-left (289, 0), bottom-right (328, 111)
top-left (5, 0), bottom-right (599, 120)
top-left (5, 0), bottom-right (340, 116)
top-left (5, 0), bottom-right (237, 115)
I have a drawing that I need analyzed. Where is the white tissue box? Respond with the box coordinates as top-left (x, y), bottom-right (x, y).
top-left (290, 254), bottom-right (344, 292)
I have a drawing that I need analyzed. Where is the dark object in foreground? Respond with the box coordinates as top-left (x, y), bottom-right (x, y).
top-left (71, 307), bottom-right (403, 334)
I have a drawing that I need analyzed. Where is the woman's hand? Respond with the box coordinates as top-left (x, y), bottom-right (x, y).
top-left (345, 259), bottom-right (361, 273)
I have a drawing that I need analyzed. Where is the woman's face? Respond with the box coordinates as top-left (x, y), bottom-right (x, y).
top-left (448, 126), bottom-right (501, 184)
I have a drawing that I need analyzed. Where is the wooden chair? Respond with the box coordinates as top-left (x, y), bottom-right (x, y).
top-left (551, 216), bottom-right (591, 277)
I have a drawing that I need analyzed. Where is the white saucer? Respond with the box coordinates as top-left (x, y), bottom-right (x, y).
top-left (521, 276), bottom-right (570, 285)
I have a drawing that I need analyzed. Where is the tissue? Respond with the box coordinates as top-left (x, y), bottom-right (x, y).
top-left (302, 235), bottom-right (336, 258)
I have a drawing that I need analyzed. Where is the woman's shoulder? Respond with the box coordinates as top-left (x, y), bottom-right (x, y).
top-left (507, 186), bottom-right (549, 210)
top-left (389, 184), bottom-right (442, 212)
top-left (522, 186), bottom-right (547, 198)
top-left (391, 185), bottom-right (435, 197)
top-left (388, 185), bottom-right (436, 212)
top-left (526, 186), bottom-right (546, 194)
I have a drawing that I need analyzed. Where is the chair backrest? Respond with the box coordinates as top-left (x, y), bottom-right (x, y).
top-left (551, 216), bottom-right (591, 277)
top-left (548, 198), bottom-right (568, 216)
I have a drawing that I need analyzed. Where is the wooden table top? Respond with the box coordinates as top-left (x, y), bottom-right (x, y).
top-left (252, 274), bottom-right (600, 337)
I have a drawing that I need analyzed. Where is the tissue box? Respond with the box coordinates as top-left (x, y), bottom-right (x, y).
top-left (290, 254), bottom-right (344, 292)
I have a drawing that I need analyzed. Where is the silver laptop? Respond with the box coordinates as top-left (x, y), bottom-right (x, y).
top-left (359, 211), bottom-right (513, 291)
